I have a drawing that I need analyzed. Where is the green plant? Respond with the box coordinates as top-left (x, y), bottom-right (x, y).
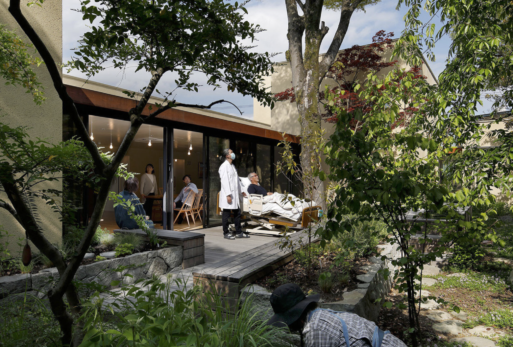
top-left (18, 260), bottom-right (34, 274)
top-left (319, 271), bottom-right (334, 293)
top-left (0, 291), bottom-right (61, 347)
top-left (431, 272), bottom-right (509, 293)
top-left (79, 277), bottom-right (291, 347)
top-left (333, 216), bottom-right (388, 258)
top-left (338, 272), bottom-right (350, 286)
top-left (92, 226), bottom-right (109, 246)
top-left (498, 335), bottom-right (513, 347)
top-left (448, 244), bottom-right (486, 270)
top-left (94, 255), bottom-right (106, 262)
top-left (114, 243), bottom-right (134, 257)
top-left (113, 232), bottom-right (144, 250)
top-left (0, 227), bottom-right (13, 273)
top-left (39, 253), bottom-right (54, 268)
top-left (464, 309), bottom-right (513, 330)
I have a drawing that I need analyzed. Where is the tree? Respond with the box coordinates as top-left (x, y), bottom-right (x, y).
top-left (276, 30), bottom-right (399, 126)
top-left (3, 0), bottom-right (274, 345)
top-left (283, 0), bottom-right (380, 208)
top-left (322, 67), bottom-right (495, 346)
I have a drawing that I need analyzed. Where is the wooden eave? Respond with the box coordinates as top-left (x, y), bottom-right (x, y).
top-left (65, 85), bottom-right (300, 144)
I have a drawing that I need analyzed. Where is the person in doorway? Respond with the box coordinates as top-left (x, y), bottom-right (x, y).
top-left (140, 163), bottom-right (158, 219)
top-left (173, 174), bottom-right (199, 224)
top-left (115, 177), bottom-right (150, 229)
top-left (247, 172), bottom-right (273, 196)
top-left (267, 283), bottom-right (407, 347)
top-left (219, 148), bottom-right (248, 240)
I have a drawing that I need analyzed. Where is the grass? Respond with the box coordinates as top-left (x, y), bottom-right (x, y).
top-left (112, 232), bottom-right (144, 250)
top-left (419, 341), bottom-right (473, 347)
top-left (463, 309), bottom-right (513, 331)
top-left (498, 335), bottom-right (513, 347)
top-left (427, 272), bottom-right (509, 293)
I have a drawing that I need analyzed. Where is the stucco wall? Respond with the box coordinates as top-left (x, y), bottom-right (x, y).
top-left (253, 45), bottom-right (439, 137)
top-left (0, 0), bottom-right (63, 254)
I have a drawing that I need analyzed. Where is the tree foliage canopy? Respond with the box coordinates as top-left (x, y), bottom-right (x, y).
top-left (68, 0), bottom-right (274, 106)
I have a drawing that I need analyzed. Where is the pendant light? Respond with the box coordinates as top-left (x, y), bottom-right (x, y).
top-left (89, 118), bottom-right (94, 140)
top-left (189, 144), bottom-right (192, 151)
top-left (187, 150), bottom-right (190, 155)
top-left (148, 125), bottom-right (152, 147)
top-left (109, 130), bottom-right (113, 149)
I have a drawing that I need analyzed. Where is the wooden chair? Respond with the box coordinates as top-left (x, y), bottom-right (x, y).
top-left (174, 191), bottom-right (196, 227)
top-left (191, 189), bottom-right (203, 223)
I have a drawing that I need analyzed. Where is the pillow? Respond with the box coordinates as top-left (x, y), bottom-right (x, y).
top-left (239, 177), bottom-right (251, 196)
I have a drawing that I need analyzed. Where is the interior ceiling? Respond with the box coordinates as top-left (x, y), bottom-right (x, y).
top-left (89, 116), bottom-right (203, 150)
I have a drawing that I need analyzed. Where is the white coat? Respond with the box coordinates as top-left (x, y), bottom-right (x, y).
top-left (219, 160), bottom-right (242, 210)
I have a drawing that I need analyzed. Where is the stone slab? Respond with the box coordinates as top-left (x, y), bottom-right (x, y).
top-left (452, 336), bottom-right (496, 347)
top-left (425, 310), bottom-right (454, 322)
top-left (100, 251), bottom-right (116, 259)
top-left (422, 265), bottom-right (441, 276)
top-left (420, 299), bottom-right (440, 310)
top-left (449, 310), bottom-right (468, 321)
top-left (415, 278), bottom-right (438, 287)
top-left (84, 253), bottom-right (95, 260)
top-left (468, 325), bottom-right (505, 337)
top-left (432, 320), bottom-right (463, 335)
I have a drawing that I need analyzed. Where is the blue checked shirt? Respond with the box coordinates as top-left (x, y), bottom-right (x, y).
top-left (303, 310), bottom-right (407, 347)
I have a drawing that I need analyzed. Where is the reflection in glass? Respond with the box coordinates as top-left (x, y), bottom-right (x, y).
top-left (274, 146), bottom-right (289, 193)
top-left (256, 144), bottom-right (271, 193)
top-left (235, 140), bottom-right (254, 178)
top-left (208, 137), bottom-right (230, 223)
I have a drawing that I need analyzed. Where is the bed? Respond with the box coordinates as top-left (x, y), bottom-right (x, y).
top-left (216, 177), bottom-right (321, 236)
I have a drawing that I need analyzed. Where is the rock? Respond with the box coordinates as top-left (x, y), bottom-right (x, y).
top-left (157, 247), bottom-right (182, 269)
top-left (452, 336), bottom-right (497, 347)
top-left (357, 283), bottom-right (370, 289)
top-left (240, 285), bottom-right (273, 322)
top-left (83, 261), bottom-right (108, 278)
top-left (100, 251), bottom-right (116, 259)
top-left (0, 274), bottom-right (32, 296)
top-left (415, 290), bottom-right (431, 298)
top-left (468, 325), bottom-right (505, 337)
top-left (425, 311), bottom-right (454, 322)
top-left (84, 253), bottom-right (95, 260)
top-left (415, 278), bottom-right (438, 287)
top-left (360, 264), bottom-right (381, 273)
top-left (147, 257), bottom-right (168, 278)
top-left (432, 320), bottom-right (463, 335)
top-left (447, 273), bottom-right (465, 277)
top-left (420, 299), bottom-right (440, 310)
top-left (448, 310), bottom-right (468, 321)
top-left (356, 273), bottom-right (375, 283)
top-left (422, 265), bottom-right (441, 276)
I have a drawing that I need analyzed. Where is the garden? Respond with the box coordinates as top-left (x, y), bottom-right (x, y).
top-left (1, 0), bottom-right (513, 346)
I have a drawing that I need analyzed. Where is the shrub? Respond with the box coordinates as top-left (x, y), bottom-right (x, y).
top-left (92, 226), bottom-right (110, 246)
top-left (94, 255), bottom-right (106, 262)
top-left (319, 271), bottom-right (334, 293)
top-left (114, 243), bottom-right (134, 257)
top-left (113, 232), bottom-right (144, 250)
top-left (333, 216), bottom-right (388, 258)
top-left (80, 277), bottom-right (292, 347)
top-left (447, 244), bottom-right (486, 270)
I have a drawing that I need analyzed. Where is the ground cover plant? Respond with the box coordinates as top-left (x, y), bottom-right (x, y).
top-left (79, 276), bottom-right (292, 347)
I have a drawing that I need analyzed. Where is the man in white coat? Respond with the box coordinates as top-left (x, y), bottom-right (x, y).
top-left (219, 148), bottom-right (249, 240)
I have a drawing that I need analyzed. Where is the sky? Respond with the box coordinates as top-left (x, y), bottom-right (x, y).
top-left (62, 0), bottom-right (493, 120)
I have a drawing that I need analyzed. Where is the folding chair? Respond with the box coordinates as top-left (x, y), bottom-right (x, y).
top-left (191, 189), bottom-right (203, 223)
top-left (173, 191), bottom-right (196, 227)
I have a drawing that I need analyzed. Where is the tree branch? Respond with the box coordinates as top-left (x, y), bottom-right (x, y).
top-left (285, 0), bottom-right (306, 86)
top-left (318, 1), bottom-right (357, 79)
top-left (295, 0), bottom-right (306, 13)
top-left (146, 99), bottom-right (243, 122)
top-left (0, 199), bottom-right (18, 220)
top-left (8, 0), bottom-right (105, 172)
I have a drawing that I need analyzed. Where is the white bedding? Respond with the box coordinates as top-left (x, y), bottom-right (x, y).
top-left (245, 193), bottom-right (312, 221)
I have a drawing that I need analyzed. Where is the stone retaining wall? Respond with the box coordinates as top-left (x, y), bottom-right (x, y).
top-left (0, 246), bottom-right (182, 301)
top-left (241, 243), bottom-right (401, 323)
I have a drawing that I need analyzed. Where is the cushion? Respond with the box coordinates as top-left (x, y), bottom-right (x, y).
top-left (239, 177), bottom-right (251, 195)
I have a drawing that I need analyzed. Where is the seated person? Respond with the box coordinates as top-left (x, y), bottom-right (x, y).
top-left (115, 177), bottom-right (149, 229)
top-left (173, 175), bottom-right (199, 223)
top-left (247, 172), bottom-right (273, 196)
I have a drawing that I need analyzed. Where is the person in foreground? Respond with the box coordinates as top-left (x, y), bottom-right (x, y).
top-left (173, 174), bottom-right (199, 224)
top-left (268, 283), bottom-right (407, 347)
top-left (247, 172), bottom-right (273, 196)
top-left (219, 148), bottom-right (248, 240)
top-left (115, 177), bottom-right (151, 229)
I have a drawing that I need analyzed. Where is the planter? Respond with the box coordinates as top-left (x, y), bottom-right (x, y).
top-left (241, 243), bottom-right (401, 323)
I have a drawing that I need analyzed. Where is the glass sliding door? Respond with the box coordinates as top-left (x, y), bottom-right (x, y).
top-left (207, 136), bottom-right (230, 225)
top-left (256, 144), bottom-right (271, 193)
top-left (274, 145), bottom-right (289, 193)
top-left (235, 140), bottom-right (255, 178)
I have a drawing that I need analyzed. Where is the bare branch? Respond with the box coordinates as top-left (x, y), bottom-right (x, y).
top-left (8, 0), bottom-right (105, 172)
top-left (0, 199), bottom-right (17, 219)
top-left (146, 99), bottom-right (243, 122)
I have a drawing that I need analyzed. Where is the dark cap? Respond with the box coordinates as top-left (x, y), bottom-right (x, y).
top-left (267, 283), bottom-right (320, 328)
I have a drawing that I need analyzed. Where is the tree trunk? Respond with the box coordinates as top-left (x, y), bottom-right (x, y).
top-left (285, 0), bottom-right (358, 212)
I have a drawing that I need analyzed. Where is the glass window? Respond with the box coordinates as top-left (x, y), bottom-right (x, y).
top-left (208, 137), bottom-right (230, 224)
top-left (274, 145), bottom-right (289, 193)
top-left (235, 140), bottom-right (254, 178)
top-left (256, 144), bottom-right (271, 192)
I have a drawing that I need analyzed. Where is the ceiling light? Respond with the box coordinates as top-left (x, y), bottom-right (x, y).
top-left (148, 139), bottom-right (152, 147)
top-left (90, 133), bottom-right (94, 141)
top-left (89, 118), bottom-right (94, 140)
top-left (175, 159), bottom-right (177, 162)
top-left (109, 143), bottom-right (113, 149)
top-left (110, 130), bottom-right (113, 149)
top-left (187, 150), bottom-right (190, 155)
top-left (148, 125), bottom-right (152, 146)
top-left (189, 144), bottom-right (192, 151)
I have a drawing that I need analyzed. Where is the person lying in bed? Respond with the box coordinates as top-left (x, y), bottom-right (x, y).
top-left (247, 172), bottom-right (274, 196)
